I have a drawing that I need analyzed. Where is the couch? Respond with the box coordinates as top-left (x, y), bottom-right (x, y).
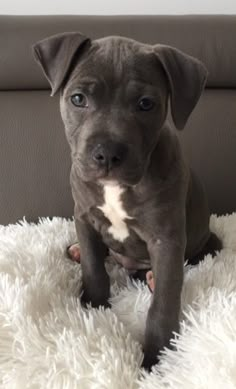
top-left (0, 15), bottom-right (235, 225)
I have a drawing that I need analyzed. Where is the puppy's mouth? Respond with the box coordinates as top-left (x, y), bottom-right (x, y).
top-left (74, 159), bottom-right (143, 186)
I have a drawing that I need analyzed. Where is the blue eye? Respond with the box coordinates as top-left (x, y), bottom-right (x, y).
top-left (138, 97), bottom-right (155, 111)
top-left (71, 93), bottom-right (88, 107)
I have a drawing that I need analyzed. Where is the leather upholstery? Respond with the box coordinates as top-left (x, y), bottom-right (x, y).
top-left (0, 15), bottom-right (235, 225)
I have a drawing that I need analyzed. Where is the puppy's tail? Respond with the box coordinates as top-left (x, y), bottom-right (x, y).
top-left (206, 232), bottom-right (222, 253)
top-left (188, 232), bottom-right (222, 266)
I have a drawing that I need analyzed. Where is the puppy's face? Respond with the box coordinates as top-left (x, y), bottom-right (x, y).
top-left (60, 37), bottom-right (168, 186)
top-left (33, 33), bottom-right (207, 186)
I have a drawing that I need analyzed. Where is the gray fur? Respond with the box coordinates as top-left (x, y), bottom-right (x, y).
top-left (33, 33), bottom-right (221, 369)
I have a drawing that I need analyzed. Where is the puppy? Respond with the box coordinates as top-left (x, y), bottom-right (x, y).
top-left (33, 33), bottom-right (222, 369)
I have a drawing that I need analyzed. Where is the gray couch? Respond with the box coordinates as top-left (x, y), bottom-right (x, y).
top-left (0, 15), bottom-right (235, 225)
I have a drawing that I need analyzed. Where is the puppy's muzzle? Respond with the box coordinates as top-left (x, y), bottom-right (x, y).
top-left (92, 141), bottom-right (128, 170)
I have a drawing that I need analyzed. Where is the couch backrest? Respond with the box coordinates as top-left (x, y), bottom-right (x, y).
top-left (0, 15), bottom-right (235, 225)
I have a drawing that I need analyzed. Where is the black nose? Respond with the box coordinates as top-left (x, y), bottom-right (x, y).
top-left (92, 142), bottom-right (127, 169)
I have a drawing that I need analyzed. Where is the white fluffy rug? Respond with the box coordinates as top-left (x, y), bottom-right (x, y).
top-left (1, 214), bottom-right (236, 389)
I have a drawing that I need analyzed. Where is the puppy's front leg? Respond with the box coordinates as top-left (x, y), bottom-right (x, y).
top-left (142, 214), bottom-right (186, 369)
top-left (75, 218), bottom-right (110, 308)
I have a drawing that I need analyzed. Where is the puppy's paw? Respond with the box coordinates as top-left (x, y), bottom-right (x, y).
top-left (81, 279), bottom-right (111, 309)
top-left (146, 270), bottom-right (155, 293)
top-left (66, 243), bottom-right (80, 262)
top-left (80, 291), bottom-right (111, 308)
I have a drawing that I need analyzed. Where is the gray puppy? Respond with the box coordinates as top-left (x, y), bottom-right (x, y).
top-left (33, 32), bottom-right (221, 369)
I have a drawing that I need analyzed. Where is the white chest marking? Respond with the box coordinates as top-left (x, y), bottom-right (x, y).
top-left (98, 185), bottom-right (133, 242)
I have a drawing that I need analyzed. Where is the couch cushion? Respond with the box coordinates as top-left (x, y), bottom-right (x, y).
top-left (0, 90), bottom-right (73, 224)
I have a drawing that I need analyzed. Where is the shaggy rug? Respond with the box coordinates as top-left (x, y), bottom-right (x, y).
top-left (0, 213), bottom-right (236, 389)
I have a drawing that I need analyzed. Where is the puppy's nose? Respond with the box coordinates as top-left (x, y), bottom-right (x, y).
top-left (92, 142), bottom-right (127, 169)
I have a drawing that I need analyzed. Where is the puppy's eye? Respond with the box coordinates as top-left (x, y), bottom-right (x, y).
top-left (71, 93), bottom-right (88, 108)
top-left (138, 97), bottom-right (155, 111)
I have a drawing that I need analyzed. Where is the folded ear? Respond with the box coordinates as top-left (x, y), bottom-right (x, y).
top-left (32, 32), bottom-right (90, 96)
top-left (154, 45), bottom-right (208, 130)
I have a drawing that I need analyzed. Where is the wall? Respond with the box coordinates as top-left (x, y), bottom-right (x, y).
top-left (0, 0), bottom-right (236, 15)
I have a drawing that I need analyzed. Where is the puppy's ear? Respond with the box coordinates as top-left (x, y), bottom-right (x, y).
top-left (32, 32), bottom-right (90, 96)
top-left (154, 45), bottom-right (208, 130)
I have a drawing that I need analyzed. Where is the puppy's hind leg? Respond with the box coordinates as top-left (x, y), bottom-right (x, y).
top-left (130, 269), bottom-right (155, 292)
top-left (66, 243), bottom-right (81, 262)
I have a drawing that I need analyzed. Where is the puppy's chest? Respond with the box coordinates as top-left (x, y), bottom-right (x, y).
top-left (96, 185), bottom-right (133, 242)
top-left (87, 184), bottom-right (149, 260)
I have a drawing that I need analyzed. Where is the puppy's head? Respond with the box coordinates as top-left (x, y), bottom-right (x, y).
top-left (33, 32), bottom-right (207, 186)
